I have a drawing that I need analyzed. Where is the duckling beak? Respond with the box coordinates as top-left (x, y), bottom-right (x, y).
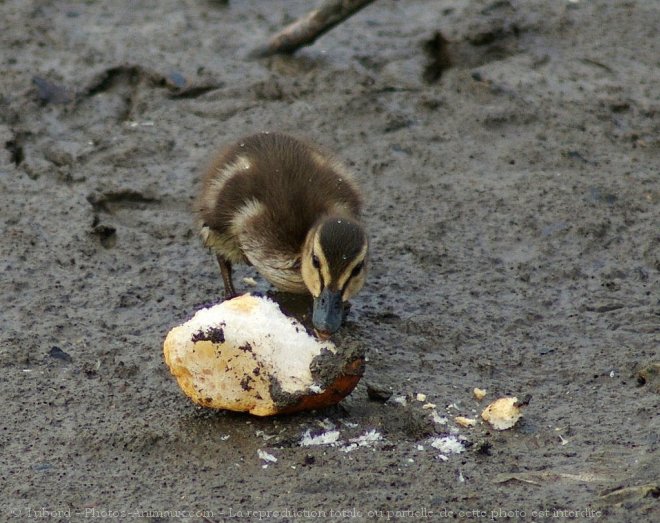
top-left (312, 287), bottom-right (343, 337)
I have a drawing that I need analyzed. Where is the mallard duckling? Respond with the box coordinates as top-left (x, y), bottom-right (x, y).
top-left (196, 132), bottom-right (368, 337)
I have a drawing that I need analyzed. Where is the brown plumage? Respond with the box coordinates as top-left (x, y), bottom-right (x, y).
top-left (196, 132), bottom-right (368, 336)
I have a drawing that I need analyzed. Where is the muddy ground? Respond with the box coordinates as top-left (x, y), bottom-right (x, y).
top-left (1, 0), bottom-right (658, 521)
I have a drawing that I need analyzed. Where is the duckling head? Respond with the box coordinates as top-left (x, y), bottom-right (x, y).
top-left (301, 216), bottom-right (368, 337)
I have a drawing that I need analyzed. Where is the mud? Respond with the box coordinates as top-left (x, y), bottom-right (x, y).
top-left (1, 0), bottom-right (658, 521)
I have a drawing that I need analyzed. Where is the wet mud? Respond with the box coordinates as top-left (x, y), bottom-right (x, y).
top-left (1, 0), bottom-right (658, 521)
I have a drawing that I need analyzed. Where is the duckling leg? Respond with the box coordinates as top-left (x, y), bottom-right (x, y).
top-left (216, 254), bottom-right (237, 299)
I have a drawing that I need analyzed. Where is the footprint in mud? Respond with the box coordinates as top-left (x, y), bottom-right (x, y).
top-left (86, 188), bottom-right (191, 247)
top-left (422, 32), bottom-right (452, 83)
top-left (29, 64), bottom-right (223, 124)
top-left (423, 0), bottom-right (535, 83)
top-left (87, 189), bottom-right (159, 248)
top-left (87, 189), bottom-right (161, 214)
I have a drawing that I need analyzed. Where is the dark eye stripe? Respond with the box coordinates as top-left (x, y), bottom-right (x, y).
top-left (341, 261), bottom-right (364, 293)
top-left (312, 253), bottom-right (324, 288)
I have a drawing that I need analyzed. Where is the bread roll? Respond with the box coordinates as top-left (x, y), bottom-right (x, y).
top-left (164, 294), bottom-right (364, 416)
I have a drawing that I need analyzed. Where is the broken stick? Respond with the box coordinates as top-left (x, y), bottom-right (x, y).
top-left (250, 0), bottom-right (377, 58)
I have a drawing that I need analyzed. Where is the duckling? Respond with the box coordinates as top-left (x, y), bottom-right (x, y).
top-left (196, 132), bottom-right (368, 337)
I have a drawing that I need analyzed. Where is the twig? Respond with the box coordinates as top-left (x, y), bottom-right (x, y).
top-left (250, 0), bottom-right (377, 58)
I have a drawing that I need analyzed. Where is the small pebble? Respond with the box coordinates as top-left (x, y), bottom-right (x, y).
top-left (366, 382), bottom-right (392, 402)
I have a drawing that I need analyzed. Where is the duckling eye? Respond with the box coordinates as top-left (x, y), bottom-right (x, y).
top-left (351, 262), bottom-right (364, 277)
top-left (312, 254), bottom-right (320, 269)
